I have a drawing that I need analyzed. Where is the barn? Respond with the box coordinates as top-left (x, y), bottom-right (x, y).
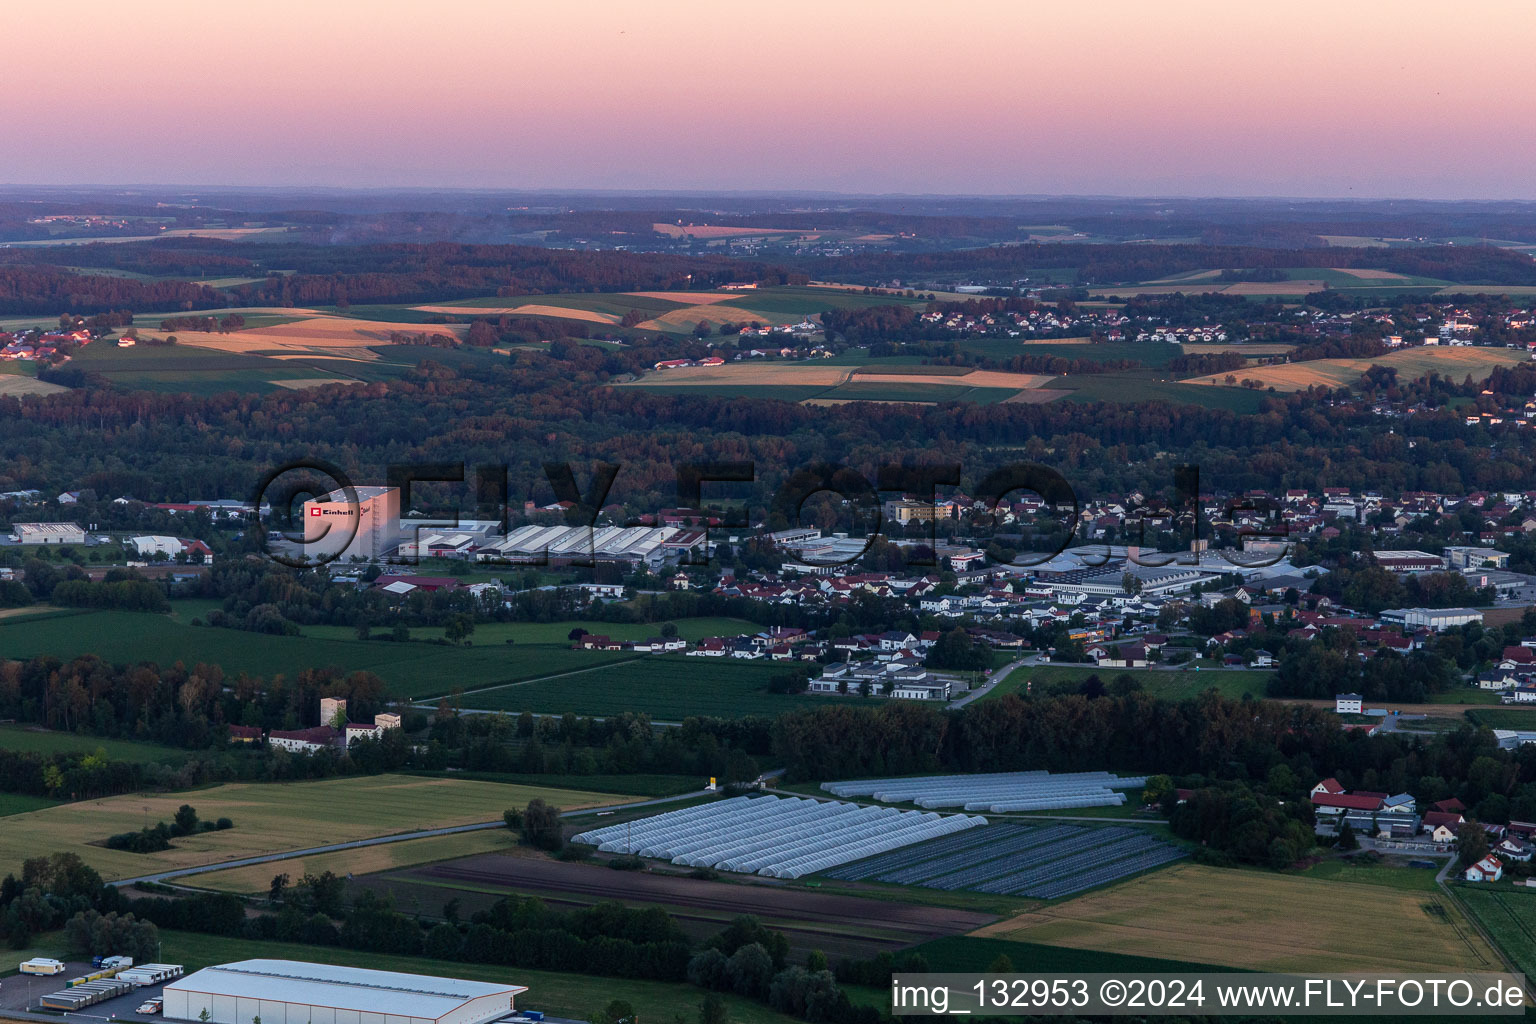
top-left (161, 960), bottom-right (526, 1024)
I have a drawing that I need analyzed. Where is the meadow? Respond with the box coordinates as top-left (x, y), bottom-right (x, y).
top-left (983, 663), bottom-right (1267, 702)
top-left (0, 723), bottom-right (189, 763)
top-left (0, 773), bottom-right (636, 880)
top-left (972, 862), bottom-right (1498, 973)
top-left (461, 655), bottom-right (861, 720)
top-left (0, 607), bottom-right (642, 700)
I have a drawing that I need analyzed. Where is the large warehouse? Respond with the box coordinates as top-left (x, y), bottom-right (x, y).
top-left (162, 960), bottom-right (527, 1024)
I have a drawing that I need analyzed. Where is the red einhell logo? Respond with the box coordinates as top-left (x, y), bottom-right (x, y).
top-left (310, 506), bottom-right (357, 516)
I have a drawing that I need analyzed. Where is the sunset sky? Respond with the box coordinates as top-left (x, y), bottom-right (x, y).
top-left (6, 0), bottom-right (1535, 198)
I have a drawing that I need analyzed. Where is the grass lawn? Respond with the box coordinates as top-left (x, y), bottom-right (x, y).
top-left (154, 930), bottom-right (796, 1024)
top-left (1455, 885), bottom-right (1536, 979)
top-left (971, 862), bottom-right (1497, 973)
top-left (983, 664), bottom-right (1267, 702)
top-left (0, 608), bottom-right (642, 701)
top-left (0, 723), bottom-right (190, 763)
top-left (0, 792), bottom-right (59, 817)
top-left (462, 655), bottom-right (861, 720)
top-left (0, 773), bottom-right (638, 881)
top-left (1288, 857), bottom-right (1442, 892)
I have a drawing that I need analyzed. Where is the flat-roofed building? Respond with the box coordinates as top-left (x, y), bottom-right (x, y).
top-left (12, 522), bottom-right (85, 545)
top-left (162, 959), bottom-right (527, 1024)
top-left (300, 486), bottom-right (402, 562)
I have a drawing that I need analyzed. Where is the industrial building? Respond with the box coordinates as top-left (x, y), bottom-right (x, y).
top-left (10, 522), bottom-right (86, 545)
top-left (1379, 606), bottom-right (1484, 631)
top-left (161, 959), bottom-right (527, 1024)
top-left (474, 523), bottom-right (705, 567)
top-left (301, 486), bottom-right (404, 562)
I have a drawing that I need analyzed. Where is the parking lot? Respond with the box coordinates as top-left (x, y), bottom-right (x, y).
top-left (0, 960), bottom-right (169, 1021)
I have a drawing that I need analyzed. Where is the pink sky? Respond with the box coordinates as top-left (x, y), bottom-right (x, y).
top-left (5, 0), bottom-right (1535, 198)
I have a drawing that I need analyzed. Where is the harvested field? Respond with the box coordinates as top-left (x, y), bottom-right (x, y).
top-left (192, 830), bottom-right (520, 893)
top-left (270, 378), bottom-right (367, 390)
top-left (165, 317), bottom-right (460, 356)
top-left (849, 369), bottom-right (1053, 389)
top-left (1182, 346), bottom-right (1523, 392)
top-left (1, 774), bottom-right (635, 880)
top-left (973, 863), bottom-right (1497, 973)
top-left (652, 224), bottom-right (809, 238)
top-left (622, 364), bottom-right (855, 388)
top-left (373, 851), bottom-right (996, 960)
top-left (1003, 388), bottom-right (1071, 403)
top-left (636, 304), bottom-right (785, 331)
top-left (1333, 267), bottom-right (1408, 280)
top-left (1222, 280), bottom-right (1328, 295)
top-left (1182, 342), bottom-right (1295, 356)
top-left (413, 304), bottom-right (618, 323)
top-left (0, 376), bottom-right (68, 395)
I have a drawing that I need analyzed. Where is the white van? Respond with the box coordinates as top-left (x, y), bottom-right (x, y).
top-left (20, 958), bottom-right (67, 975)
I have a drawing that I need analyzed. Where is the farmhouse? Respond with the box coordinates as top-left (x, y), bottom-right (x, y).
top-left (162, 960), bottom-right (526, 1024)
top-left (1464, 855), bottom-right (1504, 883)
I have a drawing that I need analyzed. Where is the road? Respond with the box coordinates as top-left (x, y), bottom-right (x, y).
top-left (948, 656), bottom-right (1031, 707)
top-left (110, 789), bottom-right (711, 887)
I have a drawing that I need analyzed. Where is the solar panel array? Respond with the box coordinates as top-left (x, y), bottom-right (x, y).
top-left (570, 795), bottom-right (985, 879)
top-left (822, 770), bottom-right (1149, 812)
top-left (824, 821), bottom-right (1185, 898)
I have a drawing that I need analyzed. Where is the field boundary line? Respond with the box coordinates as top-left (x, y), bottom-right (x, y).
top-left (413, 653), bottom-right (647, 702)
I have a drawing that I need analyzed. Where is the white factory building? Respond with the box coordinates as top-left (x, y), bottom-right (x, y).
top-left (162, 960), bottom-right (527, 1024)
top-left (11, 522), bottom-right (86, 545)
top-left (301, 486), bottom-right (404, 562)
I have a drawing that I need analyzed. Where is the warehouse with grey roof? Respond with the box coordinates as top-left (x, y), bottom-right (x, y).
top-left (161, 960), bottom-right (527, 1024)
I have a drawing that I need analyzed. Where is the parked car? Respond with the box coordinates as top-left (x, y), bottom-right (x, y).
top-left (136, 998), bottom-right (163, 1015)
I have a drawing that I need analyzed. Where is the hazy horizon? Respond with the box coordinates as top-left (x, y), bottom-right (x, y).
top-left (6, 0), bottom-right (1534, 200)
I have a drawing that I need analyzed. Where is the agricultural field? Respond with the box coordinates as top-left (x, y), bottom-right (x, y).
top-left (1466, 707), bottom-right (1536, 729)
top-left (972, 863), bottom-right (1498, 973)
top-left (0, 774), bottom-right (636, 880)
top-left (0, 793), bottom-right (58, 817)
top-left (301, 615), bottom-right (758, 646)
top-left (460, 655), bottom-right (859, 720)
top-left (190, 829), bottom-right (523, 895)
top-left (0, 375), bottom-right (68, 395)
top-left (1049, 371), bottom-right (1272, 411)
top-left (0, 723), bottom-right (188, 763)
top-left (1455, 885), bottom-right (1536, 979)
top-left (358, 848), bottom-right (996, 961)
top-left (0, 607), bottom-right (643, 700)
top-left (1180, 345), bottom-right (1524, 392)
top-left (983, 663), bottom-right (1268, 702)
top-left (152, 930), bottom-right (798, 1024)
top-left (621, 361), bottom-right (1057, 405)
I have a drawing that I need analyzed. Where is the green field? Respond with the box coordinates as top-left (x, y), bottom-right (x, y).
top-left (147, 930), bottom-right (797, 1023)
top-left (1456, 886), bottom-right (1536, 979)
top-left (0, 607), bottom-right (643, 700)
top-left (462, 655), bottom-right (860, 720)
top-left (814, 380), bottom-right (1017, 404)
top-left (1290, 857), bottom-right (1442, 892)
top-left (0, 792), bottom-right (58, 817)
top-left (1051, 371), bottom-right (1270, 411)
top-left (0, 723), bottom-right (188, 763)
top-left (984, 663), bottom-right (1267, 702)
top-left (70, 342), bottom-right (365, 394)
top-left (1467, 708), bottom-right (1536, 729)
top-left (303, 616), bottom-right (758, 647)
